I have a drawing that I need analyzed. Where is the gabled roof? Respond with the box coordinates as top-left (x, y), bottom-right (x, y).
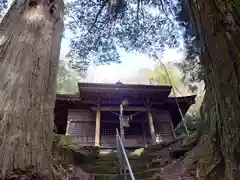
top-left (78, 82), bottom-right (172, 102)
top-left (78, 82), bottom-right (172, 90)
top-left (165, 95), bottom-right (196, 126)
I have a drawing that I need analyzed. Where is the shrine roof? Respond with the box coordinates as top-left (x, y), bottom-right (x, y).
top-left (55, 93), bottom-right (196, 104)
top-left (55, 93), bottom-right (196, 127)
top-left (165, 95), bottom-right (196, 126)
top-left (56, 93), bottom-right (80, 101)
top-left (78, 82), bottom-right (172, 91)
top-left (56, 83), bottom-right (196, 105)
top-left (77, 82), bottom-right (172, 101)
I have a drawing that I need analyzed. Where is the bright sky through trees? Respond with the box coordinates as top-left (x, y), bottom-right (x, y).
top-left (2, 0), bottom-right (185, 84)
top-left (61, 36), bottom-right (185, 83)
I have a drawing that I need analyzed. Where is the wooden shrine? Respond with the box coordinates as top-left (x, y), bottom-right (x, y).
top-left (54, 82), bottom-right (196, 149)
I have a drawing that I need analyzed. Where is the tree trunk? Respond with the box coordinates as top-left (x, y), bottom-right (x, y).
top-left (0, 0), bottom-right (64, 177)
top-left (188, 0), bottom-right (240, 179)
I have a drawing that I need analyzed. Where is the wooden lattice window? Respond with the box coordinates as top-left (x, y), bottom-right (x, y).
top-left (79, 122), bottom-right (95, 136)
top-left (125, 123), bottom-right (143, 136)
top-left (100, 123), bottom-right (119, 136)
top-left (67, 122), bottom-right (95, 136)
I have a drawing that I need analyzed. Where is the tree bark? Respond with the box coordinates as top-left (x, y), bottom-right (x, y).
top-left (188, 0), bottom-right (240, 179)
top-left (0, 0), bottom-right (64, 177)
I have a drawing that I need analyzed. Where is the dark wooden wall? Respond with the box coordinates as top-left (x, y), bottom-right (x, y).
top-left (66, 109), bottom-right (95, 147)
top-left (63, 108), bottom-right (176, 149)
top-left (152, 110), bottom-right (176, 143)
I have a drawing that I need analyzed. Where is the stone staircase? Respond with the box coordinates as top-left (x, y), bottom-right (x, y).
top-left (77, 141), bottom-right (194, 179)
top-left (54, 134), bottom-right (198, 180)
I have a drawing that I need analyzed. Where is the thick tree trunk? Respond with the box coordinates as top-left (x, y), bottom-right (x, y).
top-left (0, 0), bottom-right (64, 177)
top-left (188, 0), bottom-right (240, 179)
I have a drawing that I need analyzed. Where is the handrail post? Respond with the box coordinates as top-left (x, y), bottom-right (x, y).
top-left (116, 129), bottom-right (135, 180)
top-left (116, 130), bottom-right (123, 174)
top-left (119, 104), bottom-right (125, 143)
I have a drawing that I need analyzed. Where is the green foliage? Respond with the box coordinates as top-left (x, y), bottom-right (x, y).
top-left (52, 135), bottom-right (98, 165)
top-left (66, 0), bottom-right (181, 71)
top-left (177, 83), bottom-right (204, 135)
top-left (53, 134), bottom-right (73, 148)
top-left (175, 0), bottom-right (204, 84)
top-left (176, 87), bottom-right (204, 136)
top-left (57, 59), bottom-right (84, 94)
top-left (176, 114), bottom-right (201, 136)
top-left (121, 63), bottom-right (192, 96)
top-left (146, 63), bottom-right (204, 135)
top-left (148, 64), bottom-right (184, 94)
top-left (121, 68), bottom-right (152, 84)
top-left (234, 0), bottom-right (240, 14)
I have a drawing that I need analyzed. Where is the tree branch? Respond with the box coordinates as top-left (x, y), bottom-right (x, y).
top-left (136, 0), bottom-right (140, 22)
top-left (84, 0), bottom-right (108, 36)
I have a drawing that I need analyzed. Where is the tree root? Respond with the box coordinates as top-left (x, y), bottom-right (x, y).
top-left (0, 166), bottom-right (51, 180)
top-left (0, 163), bottom-right (91, 180)
top-left (51, 163), bottom-right (91, 180)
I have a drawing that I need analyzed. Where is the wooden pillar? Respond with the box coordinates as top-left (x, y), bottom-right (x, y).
top-left (120, 118), bottom-right (125, 145)
top-left (148, 110), bottom-right (156, 145)
top-left (142, 122), bottom-right (147, 147)
top-left (95, 107), bottom-right (101, 147)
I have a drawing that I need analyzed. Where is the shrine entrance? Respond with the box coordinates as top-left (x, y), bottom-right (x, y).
top-left (100, 111), bottom-right (148, 148)
top-left (54, 82), bottom-right (196, 149)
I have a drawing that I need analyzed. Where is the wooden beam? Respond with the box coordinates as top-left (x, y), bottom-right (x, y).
top-left (80, 87), bottom-right (170, 93)
top-left (100, 120), bottom-right (147, 123)
top-left (84, 100), bottom-right (165, 106)
top-left (91, 106), bottom-right (148, 112)
top-left (56, 95), bottom-right (81, 101)
top-left (55, 98), bottom-right (166, 106)
top-left (148, 110), bottom-right (156, 145)
top-left (95, 107), bottom-right (101, 147)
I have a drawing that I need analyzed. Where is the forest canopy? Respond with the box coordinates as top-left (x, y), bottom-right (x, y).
top-left (66, 0), bottom-right (183, 71)
top-left (1, 0), bottom-right (198, 83)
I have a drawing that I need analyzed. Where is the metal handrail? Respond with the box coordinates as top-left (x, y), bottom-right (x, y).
top-left (116, 129), bottom-right (135, 180)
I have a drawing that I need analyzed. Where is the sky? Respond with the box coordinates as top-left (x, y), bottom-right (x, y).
top-left (60, 37), bottom-right (185, 83)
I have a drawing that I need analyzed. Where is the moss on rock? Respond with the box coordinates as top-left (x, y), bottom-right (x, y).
top-left (52, 134), bottom-right (98, 165)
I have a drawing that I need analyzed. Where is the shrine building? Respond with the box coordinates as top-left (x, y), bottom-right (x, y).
top-left (54, 82), bottom-right (196, 149)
